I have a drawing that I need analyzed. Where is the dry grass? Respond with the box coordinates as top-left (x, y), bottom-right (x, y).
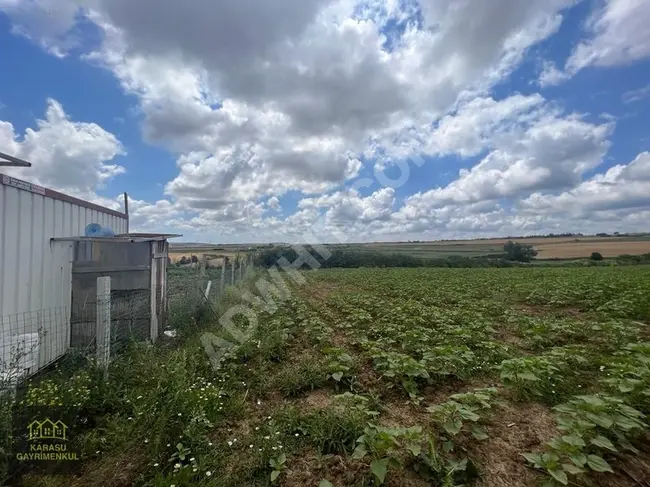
top-left (535, 240), bottom-right (650, 259)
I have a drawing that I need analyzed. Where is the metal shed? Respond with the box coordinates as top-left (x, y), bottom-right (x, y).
top-left (0, 173), bottom-right (128, 380)
top-left (51, 235), bottom-right (179, 354)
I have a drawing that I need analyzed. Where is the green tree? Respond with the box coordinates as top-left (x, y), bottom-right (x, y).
top-left (503, 241), bottom-right (538, 262)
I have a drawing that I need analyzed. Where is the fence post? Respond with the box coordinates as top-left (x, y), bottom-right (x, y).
top-left (231, 259), bottom-right (235, 286)
top-left (204, 280), bottom-right (212, 300)
top-left (96, 277), bottom-right (111, 376)
top-left (220, 264), bottom-right (226, 294)
top-left (239, 259), bottom-right (243, 281)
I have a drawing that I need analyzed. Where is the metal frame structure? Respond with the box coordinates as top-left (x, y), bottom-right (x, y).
top-left (0, 151), bottom-right (31, 167)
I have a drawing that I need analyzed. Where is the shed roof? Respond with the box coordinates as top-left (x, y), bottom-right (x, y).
top-left (1, 172), bottom-right (127, 219)
top-left (51, 233), bottom-right (182, 243)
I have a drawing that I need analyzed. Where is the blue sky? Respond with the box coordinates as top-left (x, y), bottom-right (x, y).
top-left (0, 0), bottom-right (649, 243)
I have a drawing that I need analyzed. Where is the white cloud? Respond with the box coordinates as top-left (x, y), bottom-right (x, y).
top-left (521, 151), bottom-right (650, 216)
top-left (0, 98), bottom-right (125, 196)
top-left (394, 108), bottom-right (612, 215)
top-left (47, 0), bottom-right (576, 214)
top-left (0, 0), bottom-right (88, 56)
top-left (4, 0), bottom-right (650, 242)
top-left (537, 60), bottom-right (570, 87)
top-left (622, 84), bottom-right (650, 104)
top-left (566, 0), bottom-right (650, 73)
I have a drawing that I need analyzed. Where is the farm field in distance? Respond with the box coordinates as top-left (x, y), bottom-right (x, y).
top-left (20, 267), bottom-right (650, 487)
top-left (168, 235), bottom-right (650, 263)
top-left (336, 235), bottom-right (650, 260)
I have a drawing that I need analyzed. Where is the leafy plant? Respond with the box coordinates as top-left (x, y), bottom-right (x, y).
top-left (523, 394), bottom-right (647, 485)
top-left (323, 347), bottom-right (355, 383)
top-left (371, 350), bottom-right (429, 399)
top-left (269, 453), bottom-right (287, 483)
top-left (352, 424), bottom-right (425, 484)
top-left (421, 345), bottom-right (477, 380)
top-left (602, 343), bottom-right (650, 413)
top-left (427, 388), bottom-right (499, 445)
top-left (497, 356), bottom-right (563, 401)
top-left (168, 442), bottom-right (191, 465)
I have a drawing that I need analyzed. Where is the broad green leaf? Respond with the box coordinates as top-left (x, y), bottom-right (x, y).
top-left (270, 470), bottom-right (281, 483)
top-left (443, 419), bottom-right (462, 435)
top-left (548, 468), bottom-right (568, 485)
top-left (578, 395), bottom-right (604, 406)
top-left (613, 415), bottom-right (643, 431)
top-left (561, 434), bottom-right (586, 447)
top-left (586, 455), bottom-right (614, 473)
top-left (459, 409), bottom-right (480, 422)
top-left (618, 382), bottom-right (635, 393)
top-left (590, 435), bottom-right (617, 452)
top-left (371, 458), bottom-right (389, 484)
top-left (585, 412), bottom-right (613, 429)
top-left (331, 372), bottom-right (343, 381)
top-left (351, 446), bottom-right (367, 460)
top-left (443, 441), bottom-right (455, 453)
top-left (522, 453), bottom-right (542, 466)
top-left (562, 464), bottom-right (585, 475)
top-left (569, 453), bottom-right (587, 467)
top-left (278, 453), bottom-right (286, 464)
top-left (319, 480), bottom-right (334, 487)
top-left (518, 372), bottom-right (540, 381)
top-left (471, 426), bottom-right (489, 441)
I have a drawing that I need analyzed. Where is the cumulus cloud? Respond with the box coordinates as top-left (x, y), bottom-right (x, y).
top-left (566, 0), bottom-right (650, 73)
top-left (0, 0), bottom-right (87, 56)
top-left (3, 0), bottom-right (649, 241)
top-left (70, 0), bottom-right (577, 213)
top-left (0, 98), bottom-right (125, 195)
top-left (521, 152), bottom-right (650, 216)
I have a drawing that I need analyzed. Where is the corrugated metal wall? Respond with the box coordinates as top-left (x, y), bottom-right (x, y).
top-left (0, 180), bottom-right (127, 375)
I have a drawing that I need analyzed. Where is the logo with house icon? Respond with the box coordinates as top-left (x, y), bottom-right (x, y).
top-left (27, 418), bottom-right (68, 441)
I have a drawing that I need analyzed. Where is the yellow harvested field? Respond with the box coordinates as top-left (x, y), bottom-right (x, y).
top-left (535, 240), bottom-right (650, 259)
top-left (417, 236), bottom-right (640, 246)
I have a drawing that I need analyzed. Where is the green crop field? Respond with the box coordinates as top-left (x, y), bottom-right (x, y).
top-left (12, 267), bottom-right (650, 487)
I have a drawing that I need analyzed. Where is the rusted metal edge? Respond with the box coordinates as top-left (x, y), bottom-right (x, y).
top-left (0, 172), bottom-right (127, 219)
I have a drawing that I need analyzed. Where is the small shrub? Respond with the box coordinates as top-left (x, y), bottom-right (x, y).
top-left (504, 241), bottom-right (538, 262)
top-left (590, 252), bottom-right (604, 261)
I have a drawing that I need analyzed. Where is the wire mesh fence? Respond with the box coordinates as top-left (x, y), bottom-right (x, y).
top-left (1, 253), bottom-right (258, 484)
top-left (0, 254), bottom-right (257, 390)
top-left (0, 308), bottom-right (68, 390)
top-left (165, 255), bottom-right (256, 338)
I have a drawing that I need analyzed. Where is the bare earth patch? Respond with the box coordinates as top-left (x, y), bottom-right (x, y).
top-left (472, 402), bottom-right (557, 487)
top-left (283, 448), bottom-right (367, 487)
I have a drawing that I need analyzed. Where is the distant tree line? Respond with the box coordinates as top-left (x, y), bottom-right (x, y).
top-left (254, 246), bottom-right (518, 269)
top-left (252, 243), bottom-right (650, 270)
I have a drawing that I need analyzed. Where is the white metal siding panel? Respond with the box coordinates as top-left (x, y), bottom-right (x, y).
top-left (0, 182), bottom-right (127, 375)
